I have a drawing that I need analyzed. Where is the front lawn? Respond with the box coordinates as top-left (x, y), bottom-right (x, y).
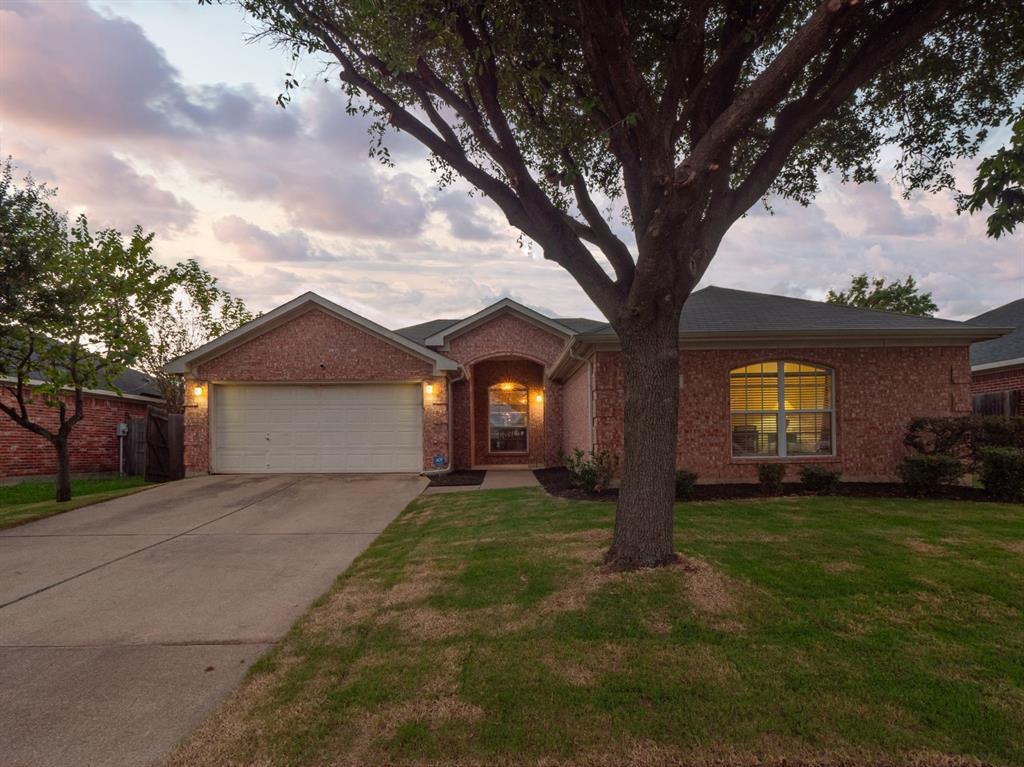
top-left (0, 476), bottom-right (151, 530)
top-left (167, 490), bottom-right (1024, 767)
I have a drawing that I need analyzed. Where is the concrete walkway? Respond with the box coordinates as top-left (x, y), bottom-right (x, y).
top-left (479, 469), bottom-right (540, 490)
top-left (422, 469), bottom-right (540, 494)
top-left (0, 473), bottom-right (425, 767)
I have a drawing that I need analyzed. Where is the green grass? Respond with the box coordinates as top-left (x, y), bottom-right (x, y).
top-left (166, 490), bottom-right (1024, 767)
top-left (0, 476), bottom-right (150, 530)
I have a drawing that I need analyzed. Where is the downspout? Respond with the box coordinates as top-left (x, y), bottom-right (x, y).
top-left (421, 363), bottom-right (468, 476)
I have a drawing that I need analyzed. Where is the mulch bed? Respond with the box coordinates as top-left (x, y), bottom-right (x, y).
top-left (427, 470), bottom-right (487, 487)
top-left (533, 466), bottom-right (999, 503)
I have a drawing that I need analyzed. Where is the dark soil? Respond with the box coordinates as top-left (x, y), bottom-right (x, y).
top-left (427, 470), bottom-right (487, 487)
top-left (533, 466), bottom-right (1001, 503)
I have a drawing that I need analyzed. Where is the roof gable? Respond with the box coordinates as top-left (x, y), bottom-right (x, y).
top-left (421, 298), bottom-right (576, 348)
top-left (165, 292), bottom-right (458, 375)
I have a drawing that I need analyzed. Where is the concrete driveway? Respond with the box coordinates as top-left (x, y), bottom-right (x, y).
top-left (0, 473), bottom-right (426, 767)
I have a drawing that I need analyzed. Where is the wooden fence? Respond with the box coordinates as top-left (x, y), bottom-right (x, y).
top-left (124, 407), bottom-right (184, 482)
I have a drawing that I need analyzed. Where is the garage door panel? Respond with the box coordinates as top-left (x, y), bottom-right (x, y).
top-left (212, 384), bottom-right (423, 473)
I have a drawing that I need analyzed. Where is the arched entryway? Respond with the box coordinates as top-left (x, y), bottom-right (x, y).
top-left (468, 357), bottom-right (546, 467)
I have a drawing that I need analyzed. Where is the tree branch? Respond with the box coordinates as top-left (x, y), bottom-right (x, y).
top-left (678, 0), bottom-right (856, 186)
top-left (285, 0), bottom-right (625, 315)
top-left (721, 0), bottom-right (962, 228)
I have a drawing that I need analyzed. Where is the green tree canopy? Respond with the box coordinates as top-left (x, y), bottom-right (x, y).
top-left (215, 0), bottom-right (1024, 569)
top-left (139, 259), bottom-right (256, 412)
top-left (826, 274), bottom-right (939, 316)
top-left (963, 112), bottom-right (1024, 239)
top-left (1, 161), bottom-right (170, 501)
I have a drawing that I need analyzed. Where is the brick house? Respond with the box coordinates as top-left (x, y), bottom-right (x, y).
top-left (1, 369), bottom-right (163, 479)
top-left (968, 298), bottom-right (1024, 416)
top-left (166, 287), bottom-right (1007, 482)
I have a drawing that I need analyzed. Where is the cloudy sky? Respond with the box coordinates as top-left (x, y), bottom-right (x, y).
top-left (1, 0), bottom-right (1021, 326)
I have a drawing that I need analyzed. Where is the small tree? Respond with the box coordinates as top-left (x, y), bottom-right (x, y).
top-left (826, 274), bottom-right (938, 316)
top-left (216, 0), bottom-right (1024, 569)
top-left (138, 259), bottom-right (255, 412)
top-left (0, 162), bottom-right (171, 502)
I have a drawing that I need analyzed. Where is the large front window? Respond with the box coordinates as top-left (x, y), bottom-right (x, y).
top-left (489, 383), bottom-right (528, 452)
top-left (730, 361), bottom-right (834, 457)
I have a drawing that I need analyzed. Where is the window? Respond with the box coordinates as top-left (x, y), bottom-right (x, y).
top-left (730, 361), bottom-right (834, 458)
top-left (489, 383), bottom-right (528, 452)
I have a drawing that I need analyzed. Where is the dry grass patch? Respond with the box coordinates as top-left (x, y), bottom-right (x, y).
top-left (163, 490), bottom-right (1024, 767)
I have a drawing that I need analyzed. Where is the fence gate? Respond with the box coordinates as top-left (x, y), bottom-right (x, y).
top-left (125, 416), bottom-right (148, 476)
top-left (144, 407), bottom-right (185, 483)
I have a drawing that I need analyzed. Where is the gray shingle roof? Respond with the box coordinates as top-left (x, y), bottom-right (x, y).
top-left (394, 319), bottom-right (461, 345)
top-left (574, 286), bottom-right (997, 337)
top-left (553, 317), bottom-right (608, 334)
top-left (392, 285), bottom-right (1002, 350)
top-left (967, 298), bottom-right (1024, 368)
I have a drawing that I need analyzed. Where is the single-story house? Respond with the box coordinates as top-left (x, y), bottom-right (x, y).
top-left (1, 368), bottom-right (163, 479)
top-left (968, 298), bottom-right (1024, 416)
top-left (166, 286), bottom-right (1009, 482)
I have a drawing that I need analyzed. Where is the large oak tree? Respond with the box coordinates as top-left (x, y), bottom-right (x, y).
top-left (219, 0), bottom-right (1024, 568)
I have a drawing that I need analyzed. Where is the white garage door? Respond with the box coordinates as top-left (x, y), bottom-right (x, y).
top-left (211, 384), bottom-right (423, 473)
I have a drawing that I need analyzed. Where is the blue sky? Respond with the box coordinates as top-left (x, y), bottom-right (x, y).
top-left (1, 0), bottom-right (1020, 325)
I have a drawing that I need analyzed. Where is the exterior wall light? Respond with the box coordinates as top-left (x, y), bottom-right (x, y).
top-left (193, 385), bottom-right (204, 397)
top-left (425, 383), bottom-right (434, 395)
top-left (535, 392), bottom-right (544, 403)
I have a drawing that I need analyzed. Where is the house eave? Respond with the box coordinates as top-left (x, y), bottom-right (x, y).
top-left (550, 328), bottom-right (1002, 382)
top-left (0, 376), bottom-right (165, 404)
top-left (971, 356), bottom-right (1024, 374)
top-left (164, 292), bottom-right (459, 377)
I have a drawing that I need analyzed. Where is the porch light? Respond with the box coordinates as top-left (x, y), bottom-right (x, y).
top-left (425, 383), bottom-right (434, 395)
top-left (535, 392), bottom-right (543, 403)
top-left (192, 384), bottom-right (204, 397)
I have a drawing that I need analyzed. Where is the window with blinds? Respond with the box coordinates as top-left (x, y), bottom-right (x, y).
top-left (730, 361), bottom-right (834, 458)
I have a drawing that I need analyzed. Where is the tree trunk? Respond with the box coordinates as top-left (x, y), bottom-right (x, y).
top-left (604, 310), bottom-right (681, 570)
top-left (55, 438), bottom-right (72, 503)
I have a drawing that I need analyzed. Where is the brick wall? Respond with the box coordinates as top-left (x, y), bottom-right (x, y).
top-left (470, 359), bottom-right (546, 466)
top-left (195, 308), bottom-right (434, 381)
top-left (183, 308), bottom-right (442, 474)
top-left (422, 377), bottom-right (450, 470)
top-left (971, 367), bottom-right (1024, 415)
top-left (442, 311), bottom-right (568, 469)
top-left (562, 362), bottom-right (592, 453)
top-left (590, 345), bottom-right (972, 482)
top-left (443, 312), bottom-right (567, 367)
top-left (1, 389), bottom-right (151, 478)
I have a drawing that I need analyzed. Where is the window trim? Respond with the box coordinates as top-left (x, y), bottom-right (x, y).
top-left (730, 361), bottom-right (836, 459)
top-left (488, 382), bottom-right (529, 454)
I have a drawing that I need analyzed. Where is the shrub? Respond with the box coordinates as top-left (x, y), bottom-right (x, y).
top-left (562, 448), bottom-right (618, 493)
top-left (905, 416), bottom-right (1024, 464)
top-left (799, 465), bottom-right (841, 494)
top-left (757, 463), bottom-right (786, 495)
top-left (978, 447), bottom-right (1024, 502)
top-left (675, 469), bottom-right (698, 501)
top-left (899, 454), bottom-right (965, 495)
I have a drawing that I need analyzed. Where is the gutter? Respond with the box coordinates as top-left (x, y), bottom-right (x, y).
top-left (971, 356), bottom-right (1024, 373)
top-left (421, 363), bottom-right (469, 477)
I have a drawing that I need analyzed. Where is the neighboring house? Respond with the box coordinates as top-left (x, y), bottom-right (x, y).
top-left (967, 298), bottom-right (1024, 416)
top-left (1, 368), bottom-right (164, 479)
top-left (166, 287), bottom-right (1008, 483)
